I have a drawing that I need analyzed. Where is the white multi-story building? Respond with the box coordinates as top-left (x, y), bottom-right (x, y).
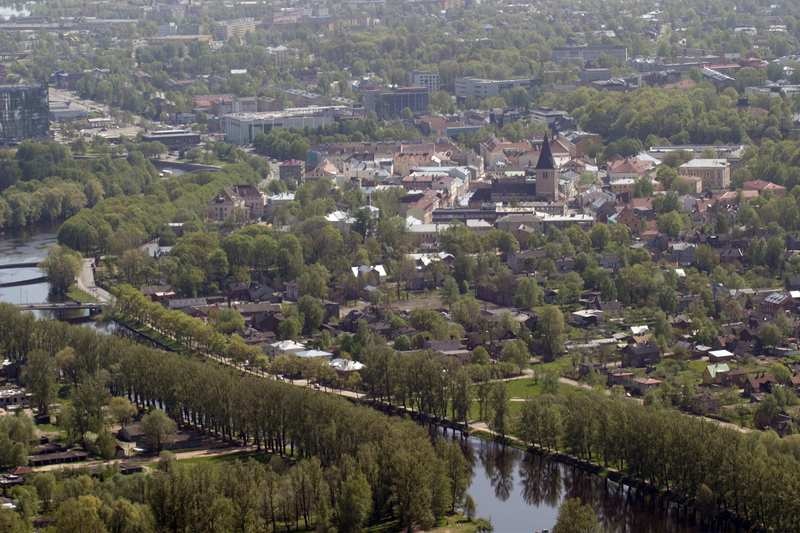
top-left (222, 106), bottom-right (350, 144)
top-left (454, 77), bottom-right (535, 100)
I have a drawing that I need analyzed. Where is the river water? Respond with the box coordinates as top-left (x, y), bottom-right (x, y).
top-left (460, 435), bottom-right (708, 533)
top-left (0, 226), bottom-right (56, 305)
top-left (0, 227), bottom-right (109, 328)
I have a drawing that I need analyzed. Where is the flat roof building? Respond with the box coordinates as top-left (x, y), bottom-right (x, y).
top-left (551, 45), bottom-right (628, 65)
top-left (142, 129), bottom-right (201, 149)
top-left (362, 86), bottom-right (429, 119)
top-left (454, 77), bottom-right (536, 101)
top-left (222, 106), bottom-right (349, 144)
top-left (409, 70), bottom-right (441, 93)
top-left (679, 158), bottom-right (731, 191)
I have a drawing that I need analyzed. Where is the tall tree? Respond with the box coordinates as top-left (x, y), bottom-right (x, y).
top-left (141, 409), bottom-right (177, 453)
top-left (553, 498), bottom-right (602, 533)
top-left (336, 469), bottom-right (372, 533)
top-left (40, 245), bottom-right (82, 295)
top-left (537, 306), bottom-right (565, 360)
top-left (23, 350), bottom-right (56, 416)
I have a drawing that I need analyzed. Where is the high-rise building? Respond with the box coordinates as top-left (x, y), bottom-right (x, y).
top-left (0, 84), bottom-right (49, 143)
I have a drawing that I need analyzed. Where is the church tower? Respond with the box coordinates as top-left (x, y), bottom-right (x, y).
top-left (535, 134), bottom-right (559, 202)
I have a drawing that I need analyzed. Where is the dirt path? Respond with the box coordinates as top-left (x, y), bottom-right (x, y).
top-left (76, 259), bottom-right (113, 304)
top-left (32, 445), bottom-right (256, 473)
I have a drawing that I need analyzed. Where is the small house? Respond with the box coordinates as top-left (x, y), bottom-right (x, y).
top-left (622, 341), bottom-right (661, 367)
top-left (702, 363), bottom-right (731, 385)
top-left (708, 349), bottom-right (734, 363)
top-left (629, 377), bottom-right (662, 396)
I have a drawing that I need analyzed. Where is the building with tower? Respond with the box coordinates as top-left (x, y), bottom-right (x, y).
top-left (534, 134), bottom-right (558, 202)
top-left (470, 135), bottom-right (561, 205)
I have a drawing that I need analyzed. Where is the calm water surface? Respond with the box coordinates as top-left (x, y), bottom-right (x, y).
top-left (456, 434), bottom-right (714, 533)
top-left (0, 228), bottom-right (108, 331)
top-left (0, 227), bottom-right (56, 304)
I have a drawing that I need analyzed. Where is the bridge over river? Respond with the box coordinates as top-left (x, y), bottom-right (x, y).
top-left (15, 302), bottom-right (107, 312)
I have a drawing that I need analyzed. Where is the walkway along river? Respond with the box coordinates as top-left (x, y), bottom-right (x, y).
top-left (115, 314), bottom-right (742, 533)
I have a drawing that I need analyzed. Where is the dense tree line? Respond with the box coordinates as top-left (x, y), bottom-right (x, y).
top-left (57, 161), bottom-right (260, 254)
top-left (0, 303), bottom-right (470, 531)
top-left (0, 142), bottom-right (159, 230)
top-left (517, 392), bottom-right (800, 532)
top-left (548, 85), bottom-right (794, 146)
top-left (112, 285), bottom-right (263, 363)
top-left (0, 433), bottom-right (469, 533)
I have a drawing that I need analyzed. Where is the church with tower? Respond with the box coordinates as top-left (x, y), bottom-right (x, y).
top-left (471, 134), bottom-right (560, 205)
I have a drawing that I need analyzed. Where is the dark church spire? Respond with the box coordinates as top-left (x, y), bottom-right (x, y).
top-left (535, 133), bottom-right (556, 170)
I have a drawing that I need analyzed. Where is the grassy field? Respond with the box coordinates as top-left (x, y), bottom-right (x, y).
top-left (67, 285), bottom-right (97, 303)
top-left (504, 378), bottom-right (551, 399)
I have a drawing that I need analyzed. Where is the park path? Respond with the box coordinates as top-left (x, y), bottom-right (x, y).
top-left (76, 259), bottom-right (113, 304)
top-left (32, 445), bottom-right (257, 473)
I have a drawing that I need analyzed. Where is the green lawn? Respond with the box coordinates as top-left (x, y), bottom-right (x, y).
top-left (504, 378), bottom-right (550, 399)
top-left (67, 285), bottom-right (97, 303)
top-left (171, 450), bottom-right (275, 468)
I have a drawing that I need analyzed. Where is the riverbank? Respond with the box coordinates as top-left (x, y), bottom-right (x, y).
top-left (111, 310), bottom-right (728, 532)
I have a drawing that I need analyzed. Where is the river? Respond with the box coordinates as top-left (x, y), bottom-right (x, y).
top-left (0, 226), bottom-right (56, 305)
top-left (459, 434), bottom-right (710, 533)
top-left (0, 227), bottom-right (110, 329)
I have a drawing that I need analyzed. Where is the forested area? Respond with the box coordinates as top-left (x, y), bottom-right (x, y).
top-left (0, 446), bottom-right (468, 533)
top-left (56, 160), bottom-right (261, 254)
top-left (546, 85), bottom-right (794, 149)
top-left (0, 303), bottom-right (469, 532)
top-left (0, 142), bottom-right (158, 231)
top-left (517, 393), bottom-right (800, 532)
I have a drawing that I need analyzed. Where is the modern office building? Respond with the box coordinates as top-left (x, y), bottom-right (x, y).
top-left (222, 106), bottom-right (349, 144)
top-left (142, 129), bottom-right (202, 149)
top-left (409, 70), bottom-right (441, 93)
top-left (454, 77), bottom-right (536, 101)
top-left (361, 86), bottom-right (429, 119)
top-left (551, 45), bottom-right (628, 65)
top-left (0, 84), bottom-right (49, 143)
